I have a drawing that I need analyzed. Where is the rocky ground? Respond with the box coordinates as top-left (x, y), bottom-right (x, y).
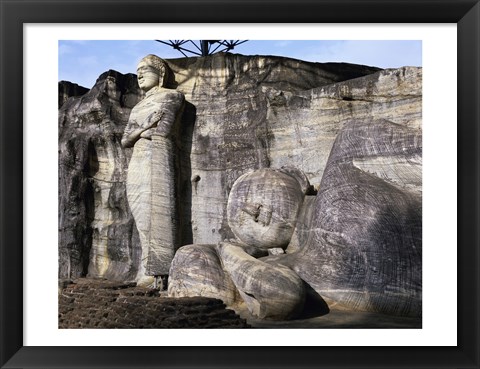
top-left (59, 279), bottom-right (421, 329)
top-left (58, 278), bottom-right (250, 328)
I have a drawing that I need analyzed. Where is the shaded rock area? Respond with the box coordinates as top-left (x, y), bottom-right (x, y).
top-left (239, 304), bottom-right (421, 329)
top-left (58, 279), bottom-right (250, 328)
top-left (59, 81), bottom-right (89, 108)
top-left (59, 70), bottom-right (143, 280)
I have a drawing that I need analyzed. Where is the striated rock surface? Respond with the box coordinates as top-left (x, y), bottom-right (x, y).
top-left (168, 55), bottom-right (421, 247)
top-left (168, 168), bottom-right (311, 320)
top-left (59, 53), bottom-right (422, 321)
top-left (217, 241), bottom-right (306, 320)
top-left (168, 118), bottom-right (422, 318)
top-left (259, 66), bottom-right (422, 188)
top-left (59, 53), bottom-right (388, 280)
top-left (227, 168), bottom-right (307, 249)
top-left (122, 83), bottom-right (185, 280)
top-left (58, 70), bottom-right (143, 280)
top-left (269, 118), bottom-right (422, 317)
top-left (168, 244), bottom-right (239, 305)
top-left (166, 54), bottom-right (386, 245)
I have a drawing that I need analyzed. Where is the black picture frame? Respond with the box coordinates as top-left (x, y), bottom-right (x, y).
top-left (1, 0), bottom-right (479, 368)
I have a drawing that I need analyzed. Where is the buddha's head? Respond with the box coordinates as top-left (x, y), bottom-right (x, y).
top-left (137, 54), bottom-right (170, 92)
top-left (227, 168), bottom-right (310, 249)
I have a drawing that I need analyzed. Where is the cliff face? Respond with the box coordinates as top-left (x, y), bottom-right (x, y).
top-left (58, 70), bottom-right (143, 280)
top-left (58, 53), bottom-right (421, 290)
top-left (59, 81), bottom-right (89, 109)
top-left (166, 55), bottom-right (419, 249)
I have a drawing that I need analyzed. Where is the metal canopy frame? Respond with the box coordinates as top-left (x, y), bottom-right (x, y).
top-left (156, 40), bottom-right (248, 57)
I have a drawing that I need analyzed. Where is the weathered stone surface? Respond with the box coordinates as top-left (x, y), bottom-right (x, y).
top-left (216, 241), bottom-right (306, 320)
top-left (59, 70), bottom-right (143, 280)
top-left (166, 58), bottom-right (421, 248)
top-left (168, 244), bottom-right (239, 305)
top-left (269, 118), bottom-right (422, 317)
top-left (59, 53), bottom-right (422, 321)
top-left (59, 53), bottom-right (388, 280)
top-left (166, 54), bottom-right (386, 245)
top-left (258, 67), bottom-right (422, 188)
top-left (168, 168), bottom-right (310, 320)
top-left (122, 55), bottom-right (185, 281)
top-left (286, 195), bottom-right (317, 254)
top-left (58, 81), bottom-right (89, 108)
top-left (168, 118), bottom-right (422, 318)
top-left (227, 168), bottom-right (307, 249)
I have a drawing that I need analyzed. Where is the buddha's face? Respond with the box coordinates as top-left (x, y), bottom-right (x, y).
top-left (137, 61), bottom-right (162, 92)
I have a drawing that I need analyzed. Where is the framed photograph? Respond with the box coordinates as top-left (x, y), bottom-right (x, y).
top-left (1, 0), bottom-right (479, 368)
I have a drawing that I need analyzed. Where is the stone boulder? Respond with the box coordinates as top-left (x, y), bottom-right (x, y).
top-left (217, 241), bottom-right (306, 320)
top-left (58, 81), bottom-right (89, 108)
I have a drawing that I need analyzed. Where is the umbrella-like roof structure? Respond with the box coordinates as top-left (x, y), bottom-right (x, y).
top-left (156, 40), bottom-right (248, 57)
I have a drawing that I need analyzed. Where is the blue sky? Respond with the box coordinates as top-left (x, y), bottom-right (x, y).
top-left (59, 40), bottom-right (422, 89)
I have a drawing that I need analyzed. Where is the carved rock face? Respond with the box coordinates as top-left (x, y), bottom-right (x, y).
top-left (275, 118), bottom-right (423, 317)
top-left (59, 54), bottom-right (423, 322)
top-left (168, 244), bottom-right (238, 305)
top-left (136, 61), bottom-right (161, 92)
top-left (227, 169), bottom-right (305, 249)
top-left (123, 87), bottom-right (185, 280)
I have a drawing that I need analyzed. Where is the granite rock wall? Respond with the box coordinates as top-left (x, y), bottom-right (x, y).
top-left (265, 118), bottom-right (422, 317)
top-left (59, 53), bottom-right (421, 291)
top-left (59, 70), bottom-right (143, 280)
top-left (59, 81), bottom-right (89, 109)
